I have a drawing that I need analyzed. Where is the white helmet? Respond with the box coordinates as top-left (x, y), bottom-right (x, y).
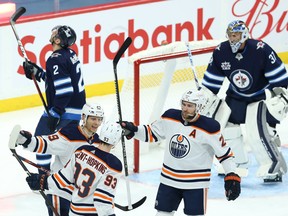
top-left (99, 121), bottom-right (122, 146)
top-left (81, 103), bottom-right (104, 123)
top-left (226, 20), bottom-right (249, 53)
top-left (181, 89), bottom-right (207, 114)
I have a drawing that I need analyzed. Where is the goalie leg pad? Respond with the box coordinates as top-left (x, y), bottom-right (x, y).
top-left (201, 87), bottom-right (231, 130)
top-left (245, 101), bottom-right (287, 178)
top-left (220, 123), bottom-right (249, 177)
top-left (214, 99), bottom-right (231, 130)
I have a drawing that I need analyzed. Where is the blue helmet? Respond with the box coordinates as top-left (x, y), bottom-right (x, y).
top-left (226, 20), bottom-right (249, 53)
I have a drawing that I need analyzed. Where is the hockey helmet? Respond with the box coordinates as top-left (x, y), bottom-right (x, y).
top-left (226, 20), bottom-right (249, 53)
top-left (181, 89), bottom-right (206, 114)
top-left (52, 25), bottom-right (76, 48)
top-left (81, 103), bottom-right (104, 123)
top-left (99, 121), bottom-right (122, 146)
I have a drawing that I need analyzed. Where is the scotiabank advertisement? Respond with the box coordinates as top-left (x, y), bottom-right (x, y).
top-left (0, 0), bottom-right (287, 111)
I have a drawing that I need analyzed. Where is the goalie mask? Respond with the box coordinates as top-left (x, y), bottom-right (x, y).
top-left (226, 20), bottom-right (249, 53)
top-left (52, 25), bottom-right (76, 48)
top-left (81, 103), bottom-right (104, 124)
top-left (99, 121), bottom-right (122, 146)
top-left (181, 89), bottom-right (207, 115)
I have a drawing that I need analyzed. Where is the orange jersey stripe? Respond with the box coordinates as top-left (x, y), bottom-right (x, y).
top-left (94, 192), bottom-right (113, 202)
top-left (162, 167), bottom-right (211, 179)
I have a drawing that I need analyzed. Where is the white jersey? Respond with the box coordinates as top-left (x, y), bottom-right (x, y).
top-left (25, 125), bottom-right (100, 199)
top-left (134, 109), bottom-right (236, 189)
top-left (47, 145), bottom-right (122, 216)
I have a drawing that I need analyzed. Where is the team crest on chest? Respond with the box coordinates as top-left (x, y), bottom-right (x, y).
top-left (230, 69), bottom-right (253, 91)
top-left (169, 134), bottom-right (190, 158)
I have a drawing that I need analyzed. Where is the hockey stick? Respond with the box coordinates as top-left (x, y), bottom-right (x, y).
top-left (113, 37), bottom-right (147, 211)
top-left (14, 138), bottom-right (137, 211)
top-left (18, 154), bottom-right (50, 174)
top-left (10, 7), bottom-right (50, 116)
top-left (186, 42), bottom-right (201, 90)
top-left (8, 125), bottom-right (60, 216)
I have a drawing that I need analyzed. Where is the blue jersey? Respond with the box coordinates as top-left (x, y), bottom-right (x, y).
top-left (202, 39), bottom-right (288, 102)
top-left (45, 48), bottom-right (86, 120)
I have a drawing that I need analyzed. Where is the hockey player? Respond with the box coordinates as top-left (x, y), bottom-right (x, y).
top-left (22, 25), bottom-right (86, 176)
top-left (25, 121), bottom-right (123, 216)
top-left (201, 20), bottom-right (288, 182)
top-left (121, 89), bottom-right (241, 216)
top-left (15, 103), bottom-right (104, 216)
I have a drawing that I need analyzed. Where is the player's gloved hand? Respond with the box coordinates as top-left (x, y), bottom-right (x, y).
top-left (26, 173), bottom-right (48, 191)
top-left (16, 130), bottom-right (32, 148)
top-left (120, 121), bottom-right (138, 140)
top-left (23, 61), bottom-right (45, 82)
top-left (224, 172), bottom-right (241, 201)
top-left (47, 107), bottom-right (61, 133)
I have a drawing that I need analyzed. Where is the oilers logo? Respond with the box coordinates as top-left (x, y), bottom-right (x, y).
top-left (169, 134), bottom-right (190, 158)
top-left (230, 69), bottom-right (253, 91)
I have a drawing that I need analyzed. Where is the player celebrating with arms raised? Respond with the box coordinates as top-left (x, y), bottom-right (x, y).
top-left (121, 89), bottom-right (241, 216)
top-left (201, 20), bottom-right (288, 182)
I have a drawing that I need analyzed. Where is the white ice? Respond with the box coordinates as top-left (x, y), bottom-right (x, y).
top-left (0, 94), bottom-right (288, 216)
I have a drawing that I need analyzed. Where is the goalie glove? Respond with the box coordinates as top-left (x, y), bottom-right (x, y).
top-left (16, 130), bottom-right (32, 148)
top-left (120, 121), bottom-right (138, 140)
top-left (23, 61), bottom-right (45, 82)
top-left (265, 87), bottom-right (288, 121)
top-left (26, 173), bottom-right (48, 191)
top-left (224, 172), bottom-right (241, 201)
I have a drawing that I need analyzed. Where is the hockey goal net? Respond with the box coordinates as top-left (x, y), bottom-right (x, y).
top-left (111, 40), bottom-right (221, 173)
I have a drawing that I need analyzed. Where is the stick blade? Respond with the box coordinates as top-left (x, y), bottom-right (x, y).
top-left (115, 196), bottom-right (146, 211)
top-left (9, 125), bottom-right (21, 150)
top-left (10, 7), bottom-right (26, 24)
top-left (113, 37), bottom-right (132, 68)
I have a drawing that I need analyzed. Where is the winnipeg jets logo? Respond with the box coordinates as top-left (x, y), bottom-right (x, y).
top-left (169, 134), bottom-right (190, 158)
top-left (221, 61), bottom-right (231, 70)
top-left (230, 69), bottom-right (253, 91)
top-left (64, 29), bottom-right (72, 37)
top-left (257, 41), bottom-right (265, 49)
top-left (235, 53), bottom-right (243, 61)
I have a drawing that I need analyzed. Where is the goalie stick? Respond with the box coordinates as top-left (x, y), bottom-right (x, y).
top-left (8, 125), bottom-right (60, 216)
top-left (113, 37), bottom-right (147, 211)
top-left (10, 7), bottom-right (50, 116)
top-left (186, 42), bottom-right (201, 90)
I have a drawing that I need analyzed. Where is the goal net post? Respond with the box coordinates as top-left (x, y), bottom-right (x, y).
top-left (110, 40), bottom-right (222, 173)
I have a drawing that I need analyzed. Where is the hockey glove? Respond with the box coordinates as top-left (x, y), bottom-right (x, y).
top-left (16, 130), bottom-right (32, 148)
top-left (23, 61), bottom-right (45, 82)
top-left (224, 172), bottom-right (241, 201)
top-left (26, 173), bottom-right (48, 191)
top-left (120, 121), bottom-right (138, 140)
top-left (47, 107), bottom-right (61, 133)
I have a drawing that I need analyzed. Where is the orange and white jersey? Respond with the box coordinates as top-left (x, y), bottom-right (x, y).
top-left (47, 145), bottom-right (122, 216)
top-left (134, 109), bottom-right (236, 189)
top-left (25, 125), bottom-right (100, 200)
